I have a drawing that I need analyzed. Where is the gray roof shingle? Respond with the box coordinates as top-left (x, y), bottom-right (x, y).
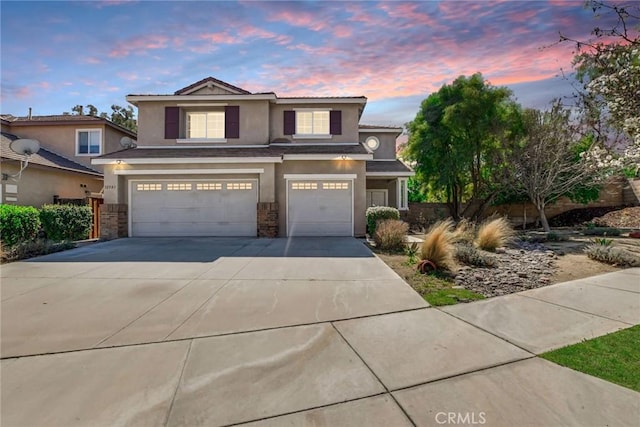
top-left (96, 143), bottom-right (371, 159)
top-left (1, 132), bottom-right (102, 176)
top-left (366, 160), bottom-right (413, 173)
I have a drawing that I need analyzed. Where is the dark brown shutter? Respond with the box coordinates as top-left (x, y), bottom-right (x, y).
top-left (330, 110), bottom-right (342, 135)
top-left (225, 106), bottom-right (240, 139)
top-left (164, 106), bottom-right (179, 139)
top-left (283, 110), bottom-right (295, 135)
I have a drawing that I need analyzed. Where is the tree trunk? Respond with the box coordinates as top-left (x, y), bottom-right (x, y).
top-left (537, 205), bottom-right (550, 232)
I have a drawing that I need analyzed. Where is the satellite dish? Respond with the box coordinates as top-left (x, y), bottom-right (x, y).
top-left (119, 136), bottom-right (137, 148)
top-left (9, 139), bottom-right (40, 156)
top-left (5, 139), bottom-right (40, 181)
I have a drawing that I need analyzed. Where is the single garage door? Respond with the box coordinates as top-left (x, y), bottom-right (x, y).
top-left (130, 180), bottom-right (257, 237)
top-left (287, 180), bottom-right (352, 236)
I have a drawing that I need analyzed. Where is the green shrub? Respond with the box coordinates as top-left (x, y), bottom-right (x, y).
top-left (373, 219), bottom-right (408, 252)
top-left (0, 205), bottom-right (41, 247)
top-left (40, 204), bottom-right (92, 242)
top-left (366, 206), bottom-right (400, 235)
top-left (583, 227), bottom-right (622, 236)
top-left (405, 242), bottom-right (420, 264)
top-left (454, 243), bottom-right (498, 268)
top-left (584, 245), bottom-right (640, 267)
top-left (476, 217), bottom-right (514, 251)
top-left (592, 237), bottom-right (613, 247)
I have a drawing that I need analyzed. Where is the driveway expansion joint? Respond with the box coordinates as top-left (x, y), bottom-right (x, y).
top-left (518, 293), bottom-right (637, 326)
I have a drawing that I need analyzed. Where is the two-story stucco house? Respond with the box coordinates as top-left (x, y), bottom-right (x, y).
top-left (93, 77), bottom-right (413, 239)
top-left (0, 114), bottom-right (136, 207)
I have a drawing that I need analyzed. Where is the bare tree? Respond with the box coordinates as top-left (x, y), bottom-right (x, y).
top-left (511, 101), bottom-right (601, 232)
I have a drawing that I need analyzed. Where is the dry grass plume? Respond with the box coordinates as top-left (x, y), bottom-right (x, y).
top-left (475, 217), bottom-right (515, 251)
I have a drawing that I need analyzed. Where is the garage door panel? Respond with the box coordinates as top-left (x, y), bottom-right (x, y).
top-left (131, 180), bottom-right (257, 237)
top-left (287, 180), bottom-right (352, 237)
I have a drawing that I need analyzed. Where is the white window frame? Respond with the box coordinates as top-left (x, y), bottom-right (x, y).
top-left (397, 178), bottom-right (408, 211)
top-left (293, 109), bottom-right (331, 139)
top-left (366, 189), bottom-right (388, 207)
top-left (183, 111), bottom-right (226, 143)
top-left (76, 129), bottom-right (102, 156)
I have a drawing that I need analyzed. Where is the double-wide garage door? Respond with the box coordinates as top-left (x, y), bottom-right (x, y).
top-left (287, 180), bottom-right (352, 236)
top-left (130, 180), bottom-right (257, 237)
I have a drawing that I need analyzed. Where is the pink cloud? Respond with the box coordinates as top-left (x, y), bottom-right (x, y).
top-left (83, 57), bottom-right (102, 65)
top-left (199, 32), bottom-right (236, 44)
top-left (333, 25), bottom-right (352, 38)
top-left (267, 9), bottom-right (326, 32)
top-left (109, 34), bottom-right (170, 58)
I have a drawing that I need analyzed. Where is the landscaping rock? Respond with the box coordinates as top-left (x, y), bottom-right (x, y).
top-left (454, 240), bottom-right (557, 298)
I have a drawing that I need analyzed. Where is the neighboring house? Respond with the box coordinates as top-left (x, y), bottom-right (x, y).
top-left (1, 131), bottom-right (103, 206)
top-left (93, 77), bottom-right (413, 239)
top-left (0, 114), bottom-right (137, 174)
top-left (0, 114), bottom-right (137, 207)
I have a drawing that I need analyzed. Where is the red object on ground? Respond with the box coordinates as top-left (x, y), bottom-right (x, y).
top-left (417, 259), bottom-right (437, 274)
top-left (629, 231), bottom-right (640, 239)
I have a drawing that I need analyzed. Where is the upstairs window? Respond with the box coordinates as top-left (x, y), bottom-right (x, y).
top-left (284, 110), bottom-right (341, 138)
top-left (296, 111), bottom-right (329, 135)
top-left (187, 111), bottom-right (225, 139)
top-left (76, 129), bottom-right (102, 155)
top-left (166, 106), bottom-right (239, 141)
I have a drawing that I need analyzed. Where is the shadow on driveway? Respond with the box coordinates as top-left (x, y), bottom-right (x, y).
top-left (25, 237), bottom-right (375, 263)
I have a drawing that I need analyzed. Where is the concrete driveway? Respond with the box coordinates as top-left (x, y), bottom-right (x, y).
top-left (1, 237), bottom-right (427, 357)
top-left (2, 239), bottom-right (638, 426)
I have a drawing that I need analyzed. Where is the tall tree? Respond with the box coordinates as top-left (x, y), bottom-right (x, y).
top-left (510, 102), bottom-right (602, 232)
top-left (405, 73), bottom-right (523, 219)
top-left (558, 0), bottom-right (639, 172)
top-left (64, 104), bottom-right (137, 133)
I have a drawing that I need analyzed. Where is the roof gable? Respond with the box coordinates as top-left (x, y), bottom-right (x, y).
top-left (174, 77), bottom-right (251, 95)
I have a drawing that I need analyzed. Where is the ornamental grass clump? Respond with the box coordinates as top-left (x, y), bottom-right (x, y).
top-left (419, 219), bottom-right (456, 271)
top-left (451, 218), bottom-right (476, 244)
top-left (584, 245), bottom-right (640, 267)
top-left (373, 219), bottom-right (408, 252)
top-left (475, 217), bottom-right (515, 251)
top-left (454, 243), bottom-right (498, 268)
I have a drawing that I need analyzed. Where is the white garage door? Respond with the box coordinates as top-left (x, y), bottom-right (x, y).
top-left (130, 180), bottom-right (257, 237)
top-left (287, 180), bottom-right (352, 236)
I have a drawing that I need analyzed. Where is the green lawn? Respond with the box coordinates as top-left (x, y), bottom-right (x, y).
top-left (541, 325), bottom-right (640, 392)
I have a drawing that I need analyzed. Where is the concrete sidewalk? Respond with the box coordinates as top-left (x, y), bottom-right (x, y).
top-left (1, 242), bottom-right (638, 426)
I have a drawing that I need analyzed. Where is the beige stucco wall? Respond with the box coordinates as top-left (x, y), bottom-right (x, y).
top-left (136, 100), bottom-right (271, 145)
top-left (1, 162), bottom-right (102, 207)
top-left (275, 159), bottom-right (367, 237)
top-left (366, 178), bottom-right (398, 208)
top-left (359, 132), bottom-right (399, 160)
top-left (270, 103), bottom-right (361, 143)
top-left (102, 163), bottom-right (277, 206)
top-left (2, 123), bottom-right (131, 174)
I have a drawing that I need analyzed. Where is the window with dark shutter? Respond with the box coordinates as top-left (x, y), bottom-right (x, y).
top-left (225, 106), bottom-right (240, 139)
top-left (283, 110), bottom-right (296, 135)
top-left (164, 106), bottom-right (180, 139)
top-left (330, 110), bottom-right (342, 135)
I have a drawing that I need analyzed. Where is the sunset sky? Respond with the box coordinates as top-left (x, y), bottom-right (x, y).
top-left (0, 0), bottom-right (623, 126)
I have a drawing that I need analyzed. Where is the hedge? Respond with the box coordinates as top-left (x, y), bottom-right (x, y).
top-left (40, 204), bottom-right (92, 242)
top-left (0, 205), bottom-right (41, 247)
top-left (366, 206), bottom-right (400, 235)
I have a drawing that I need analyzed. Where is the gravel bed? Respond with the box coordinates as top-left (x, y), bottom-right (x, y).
top-left (453, 241), bottom-right (557, 298)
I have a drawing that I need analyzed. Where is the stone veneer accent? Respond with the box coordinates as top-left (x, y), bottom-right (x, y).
top-left (257, 202), bottom-right (278, 238)
top-left (100, 203), bottom-right (128, 240)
